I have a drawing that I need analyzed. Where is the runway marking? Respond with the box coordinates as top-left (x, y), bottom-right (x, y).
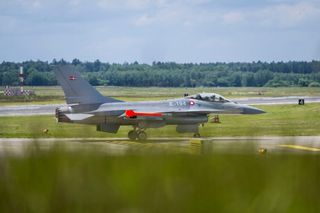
top-left (278, 144), bottom-right (320, 152)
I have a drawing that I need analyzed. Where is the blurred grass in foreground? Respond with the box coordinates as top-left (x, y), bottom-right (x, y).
top-left (0, 103), bottom-right (319, 138)
top-left (0, 145), bottom-right (319, 212)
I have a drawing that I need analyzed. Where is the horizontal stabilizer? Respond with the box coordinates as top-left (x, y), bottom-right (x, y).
top-left (65, 113), bottom-right (94, 121)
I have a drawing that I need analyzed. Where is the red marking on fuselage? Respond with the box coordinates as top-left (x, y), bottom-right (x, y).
top-left (125, 110), bottom-right (162, 118)
top-left (69, 75), bottom-right (77, 80)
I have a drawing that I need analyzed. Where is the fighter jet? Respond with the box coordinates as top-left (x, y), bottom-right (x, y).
top-left (54, 66), bottom-right (265, 140)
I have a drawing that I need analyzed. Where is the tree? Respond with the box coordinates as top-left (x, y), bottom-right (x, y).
top-left (254, 70), bottom-right (273, 86)
top-left (0, 60), bottom-right (319, 87)
top-left (72, 58), bottom-right (81, 66)
top-left (2, 71), bottom-right (18, 86)
top-left (25, 69), bottom-right (53, 86)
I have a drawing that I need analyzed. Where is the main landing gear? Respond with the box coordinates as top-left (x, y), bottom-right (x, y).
top-left (128, 129), bottom-right (148, 141)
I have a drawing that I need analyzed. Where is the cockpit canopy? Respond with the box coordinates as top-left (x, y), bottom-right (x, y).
top-left (187, 93), bottom-right (231, 103)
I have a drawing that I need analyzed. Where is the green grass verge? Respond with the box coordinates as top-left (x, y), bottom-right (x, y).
top-left (0, 148), bottom-right (320, 212)
top-left (0, 103), bottom-right (319, 138)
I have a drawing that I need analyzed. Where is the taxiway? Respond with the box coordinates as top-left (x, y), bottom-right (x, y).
top-left (1, 136), bottom-right (319, 155)
top-left (0, 96), bottom-right (319, 116)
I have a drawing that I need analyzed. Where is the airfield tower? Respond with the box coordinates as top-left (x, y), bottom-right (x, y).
top-left (19, 66), bottom-right (24, 93)
top-left (2, 66), bottom-right (35, 96)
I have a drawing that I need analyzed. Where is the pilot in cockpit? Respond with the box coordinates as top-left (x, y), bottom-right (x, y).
top-left (188, 93), bottom-right (230, 103)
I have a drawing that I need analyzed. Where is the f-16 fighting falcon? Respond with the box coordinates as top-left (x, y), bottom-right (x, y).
top-left (55, 66), bottom-right (265, 140)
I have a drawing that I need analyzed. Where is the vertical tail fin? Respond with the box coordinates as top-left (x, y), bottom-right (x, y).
top-left (54, 65), bottom-right (122, 104)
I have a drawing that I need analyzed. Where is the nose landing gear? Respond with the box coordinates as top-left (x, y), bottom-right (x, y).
top-left (193, 133), bottom-right (201, 138)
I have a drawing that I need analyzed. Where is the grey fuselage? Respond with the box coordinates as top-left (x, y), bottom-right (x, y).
top-left (56, 95), bottom-right (264, 131)
top-left (54, 67), bottom-right (265, 135)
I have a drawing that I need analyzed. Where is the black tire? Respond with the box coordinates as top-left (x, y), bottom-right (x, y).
top-left (193, 133), bottom-right (201, 138)
top-left (137, 131), bottom-right (148, 141)
top-left (128, 130), bottom-right (138, 140)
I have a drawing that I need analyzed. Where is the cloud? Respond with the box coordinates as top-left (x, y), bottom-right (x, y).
top-left (0, 0), bottom-right (319, 62)
top-left (130, 1), bottom-right (320, 30)
top-left (134, 14), bottom-right (155, 26)
top-left (256, 1), bottom-right (320, 28)
top-left (97, 0), bottom-right (150, 10)
top-left (222, 11), bottom-right (246, 24)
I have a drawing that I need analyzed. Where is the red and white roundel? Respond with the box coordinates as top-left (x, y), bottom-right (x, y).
top-left (189, 100), bottom-right (195, 106)
top-left (69, 75), bottom-right (77, 80)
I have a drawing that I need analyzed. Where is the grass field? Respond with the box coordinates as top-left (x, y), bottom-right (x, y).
top-left (0, 87), bottom-right (320, 212)
top-left (1, 86), bottom-right (320, 105)
top-left (0, 146), bottom-right (320, 212)
top-left (0, 103), bottom-right (319, 138)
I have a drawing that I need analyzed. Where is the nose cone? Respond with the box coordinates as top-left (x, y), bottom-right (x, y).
top-left (241, 105), bottom-right (266, 114)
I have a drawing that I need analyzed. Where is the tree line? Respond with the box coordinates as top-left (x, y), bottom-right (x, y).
top-left (0, 59), bottom-right (320, 87)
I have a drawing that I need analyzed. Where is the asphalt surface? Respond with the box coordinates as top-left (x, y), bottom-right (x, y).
top-left (0, 136), bottom-right (319, 155)
top-left (1, 96), bottom-right (320, 116)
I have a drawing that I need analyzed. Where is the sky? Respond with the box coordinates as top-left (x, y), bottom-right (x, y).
top-left (0, 0), bottom-right (320, 63)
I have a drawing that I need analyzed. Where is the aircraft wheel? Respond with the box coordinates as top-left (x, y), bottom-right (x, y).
top-left (137, 131), bottom-right (148, 141)
top-left (128, 130), bottom-right (138, 140)
top-left (193, 133), bottom-right (201, 138)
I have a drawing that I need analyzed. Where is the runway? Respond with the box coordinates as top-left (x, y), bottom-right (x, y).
top-left (1, 136), bottom-right (320, 155)
top-left (234, 96), bottom-right (320, 105)
top-left (0, 96), bottom-right (320, 116)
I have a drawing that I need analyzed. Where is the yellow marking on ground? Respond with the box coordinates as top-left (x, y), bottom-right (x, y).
top-left (278, 144), bottom-right (320, 152)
